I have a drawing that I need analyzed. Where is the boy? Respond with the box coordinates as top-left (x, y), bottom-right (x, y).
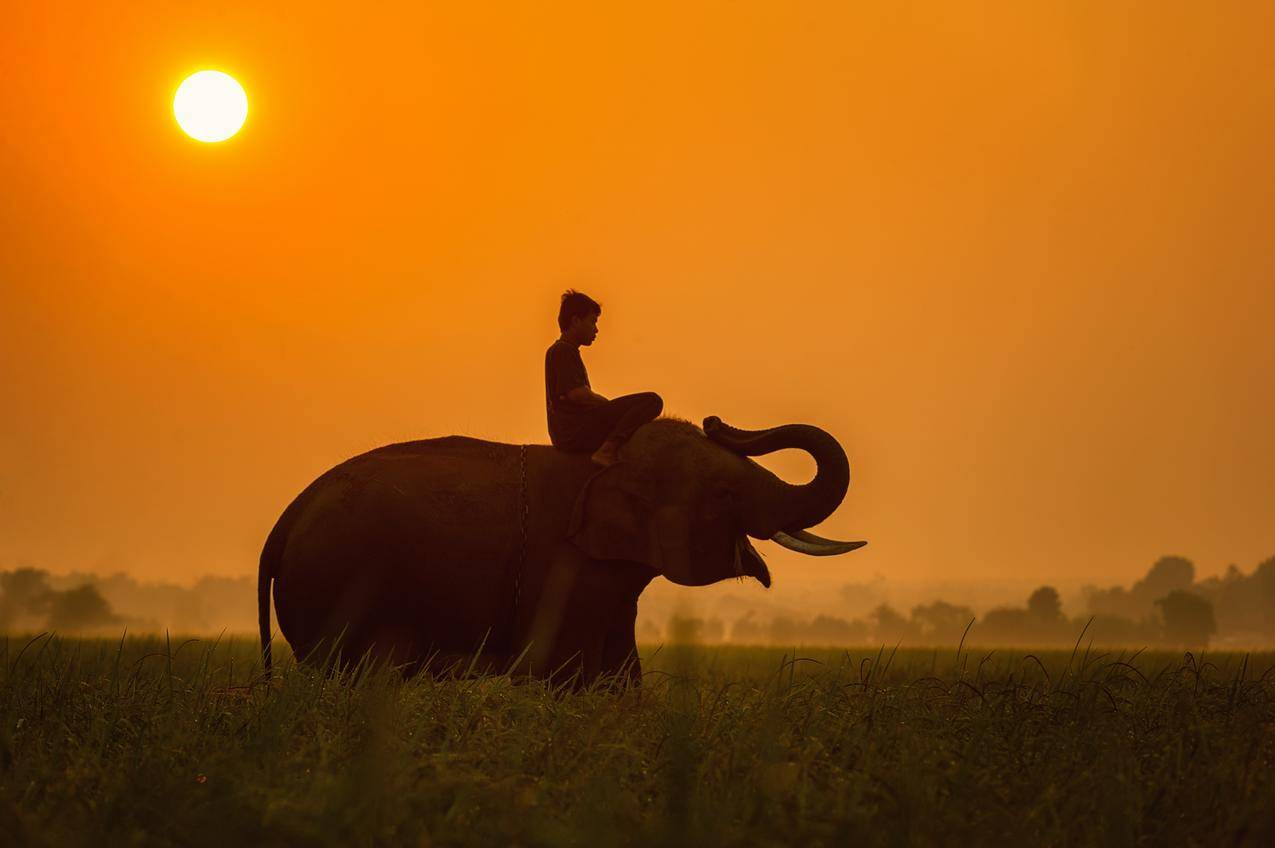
top-left (544, 290), bottom-right (663, 466)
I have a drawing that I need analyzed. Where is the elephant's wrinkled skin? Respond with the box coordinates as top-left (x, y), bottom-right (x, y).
top-left (258, 416), bottom-right (864, 686)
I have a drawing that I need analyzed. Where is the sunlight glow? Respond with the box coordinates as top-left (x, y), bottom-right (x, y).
top-left (173, 71), bottom-right (248, 143)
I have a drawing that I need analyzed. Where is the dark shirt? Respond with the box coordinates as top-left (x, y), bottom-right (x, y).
top-left (544, 339), bottom-right (591, 445)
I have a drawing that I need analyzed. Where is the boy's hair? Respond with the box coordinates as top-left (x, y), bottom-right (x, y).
top-left (557, 290), bottom-right (602, 332)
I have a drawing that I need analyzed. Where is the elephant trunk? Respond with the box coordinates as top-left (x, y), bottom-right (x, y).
top-left (702, 416), bottom-right (850, 537)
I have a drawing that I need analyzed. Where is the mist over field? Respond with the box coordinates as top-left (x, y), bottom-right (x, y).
top-left (5, 552), bottom-right (1271, 650)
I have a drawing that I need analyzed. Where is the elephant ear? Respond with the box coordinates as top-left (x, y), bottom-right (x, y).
top-left (567, 464), bottom-right (658, 565)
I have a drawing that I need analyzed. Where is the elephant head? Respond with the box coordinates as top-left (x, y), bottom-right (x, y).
top-left (567, 416), bottom-right (865, 587)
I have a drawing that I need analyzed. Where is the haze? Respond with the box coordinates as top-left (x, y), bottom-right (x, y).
top-left (2, 2), bottom-right (1272, 604)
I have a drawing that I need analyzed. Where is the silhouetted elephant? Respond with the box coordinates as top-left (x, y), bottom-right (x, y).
top-left (258, 416), bottom-right (865, 686)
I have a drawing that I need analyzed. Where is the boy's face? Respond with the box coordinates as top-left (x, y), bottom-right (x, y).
top-left (571, 312), bottom-right (600, 345)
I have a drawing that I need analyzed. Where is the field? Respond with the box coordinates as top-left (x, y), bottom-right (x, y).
top-left (1, 635), bottom-right (1272, 847)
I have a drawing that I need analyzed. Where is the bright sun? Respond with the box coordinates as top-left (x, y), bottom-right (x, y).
top-left (173, 71), bottom-right (248, 143)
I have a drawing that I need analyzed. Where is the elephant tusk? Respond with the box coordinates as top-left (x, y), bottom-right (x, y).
top-left (770, 529), bottom-right (867, 556)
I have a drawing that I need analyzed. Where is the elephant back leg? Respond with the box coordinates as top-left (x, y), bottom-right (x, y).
top-left (274, 472), bottom-right (516, 671)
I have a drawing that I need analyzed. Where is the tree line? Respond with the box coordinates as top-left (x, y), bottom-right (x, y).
top-left (0, 568), bottom-right (256, 634)
top-left (3, 554), bottom-right (1271, 648)
top-left (656, 554), bottom-right (1274, 648)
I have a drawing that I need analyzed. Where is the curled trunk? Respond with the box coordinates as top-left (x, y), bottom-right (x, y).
top-left (703, 415), bottom-right (850, 537)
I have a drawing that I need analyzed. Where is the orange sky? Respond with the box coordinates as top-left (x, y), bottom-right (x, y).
top-left (2, 2), bottom-right (1273, 596)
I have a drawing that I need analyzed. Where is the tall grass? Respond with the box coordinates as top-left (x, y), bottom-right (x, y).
top-left (1, 634), bottom-right (1271, 846)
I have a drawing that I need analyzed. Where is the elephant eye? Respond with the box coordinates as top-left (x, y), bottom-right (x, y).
top-left (704, 483), bottom-right (734, 519)
top-left (710, 482), bottom-right (733, 502)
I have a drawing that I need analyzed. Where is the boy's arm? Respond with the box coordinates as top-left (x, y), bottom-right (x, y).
top-left (548, 345), bottom-right (607, 405)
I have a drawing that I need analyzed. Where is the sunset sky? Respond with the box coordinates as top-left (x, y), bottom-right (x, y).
top-left (2, 2), bottom-right (1272, 600)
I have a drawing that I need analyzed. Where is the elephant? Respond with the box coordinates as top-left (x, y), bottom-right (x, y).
top-left (257, 415), bottom-right (865, 687)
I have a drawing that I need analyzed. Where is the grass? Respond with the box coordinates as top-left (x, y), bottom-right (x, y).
top-left (1, 634), bottom-right (1272, 847)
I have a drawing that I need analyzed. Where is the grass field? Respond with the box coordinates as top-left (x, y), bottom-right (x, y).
top-left (1, 634), bottom-right (1271, 847)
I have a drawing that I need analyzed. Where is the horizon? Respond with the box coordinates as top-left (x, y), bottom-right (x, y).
top-left (16, 553), bottom-right (1270, 599)
top-left (7, 551), bottom-right (1270, 648)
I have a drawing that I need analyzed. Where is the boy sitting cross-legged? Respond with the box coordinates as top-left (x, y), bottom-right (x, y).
top-left (544, 290), bottom-right (663, 466)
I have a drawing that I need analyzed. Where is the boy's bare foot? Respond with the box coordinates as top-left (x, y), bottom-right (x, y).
top-left (591, 441), bottom-right (621, 467)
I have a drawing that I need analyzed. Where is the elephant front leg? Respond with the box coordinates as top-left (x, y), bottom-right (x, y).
top-left (519, 547), bottom-right (649, 689)
top-left (599, 599), bottom-right (642, 689)
top-left (543, 620), bottom-right (631, 691)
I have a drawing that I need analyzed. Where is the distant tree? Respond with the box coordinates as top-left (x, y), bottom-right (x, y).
top-left (1203, 556), bottom-right (1275, 641)
top-left (1255, 555), bottom-right (1275, 582)
top-left (1083, 584), bottom-right (1137, 619)
top-left (1196, 562), bottom-right (1256, 642)
top-left (1027, 586), bottom-right (1063, 621)
top-left (1138, 556), bottom-right (1195, 599)
top-left (1085, 614), bottom-right (1156, 645)
top-left (976, 607), bottom-right (1031, 644)
top-left (0, 568), bottom-right (54, 630)
top-left (1085, 555), bottom-right (1197, 622)
top-left (805, 615), bottom-right (869, 646)
top-left (46, 585), bottom-right (119, 632)
top-left (1156, 590), bottom-right (1216, 647)
top-left (870, 604), bottom-right (917, 644)
top-left (1251, 557), bottom-right (1275, 639)
top-left (910, 601), bottom-right (975, 645)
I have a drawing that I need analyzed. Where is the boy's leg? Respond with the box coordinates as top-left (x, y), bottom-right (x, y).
top-left (589, 392), bottom-right (663, 466)
top-left (554, 392), bottom-right (664, 463)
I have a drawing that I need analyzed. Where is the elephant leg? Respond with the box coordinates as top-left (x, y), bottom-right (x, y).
top-left (534, 610), bottom-right (622, 691)
top-left (600, 635), bottom-right (641, 690)
top-left (599, 600), bottom-right (642, 689)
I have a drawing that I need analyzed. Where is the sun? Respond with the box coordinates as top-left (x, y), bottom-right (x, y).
top-left (173, 71), bottom-right (248, 143)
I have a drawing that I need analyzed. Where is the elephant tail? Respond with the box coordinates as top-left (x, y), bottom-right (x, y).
top-left (259, 509), bottom-right (291, 679)
top-left (258, 542), bottom-right (275, 679)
